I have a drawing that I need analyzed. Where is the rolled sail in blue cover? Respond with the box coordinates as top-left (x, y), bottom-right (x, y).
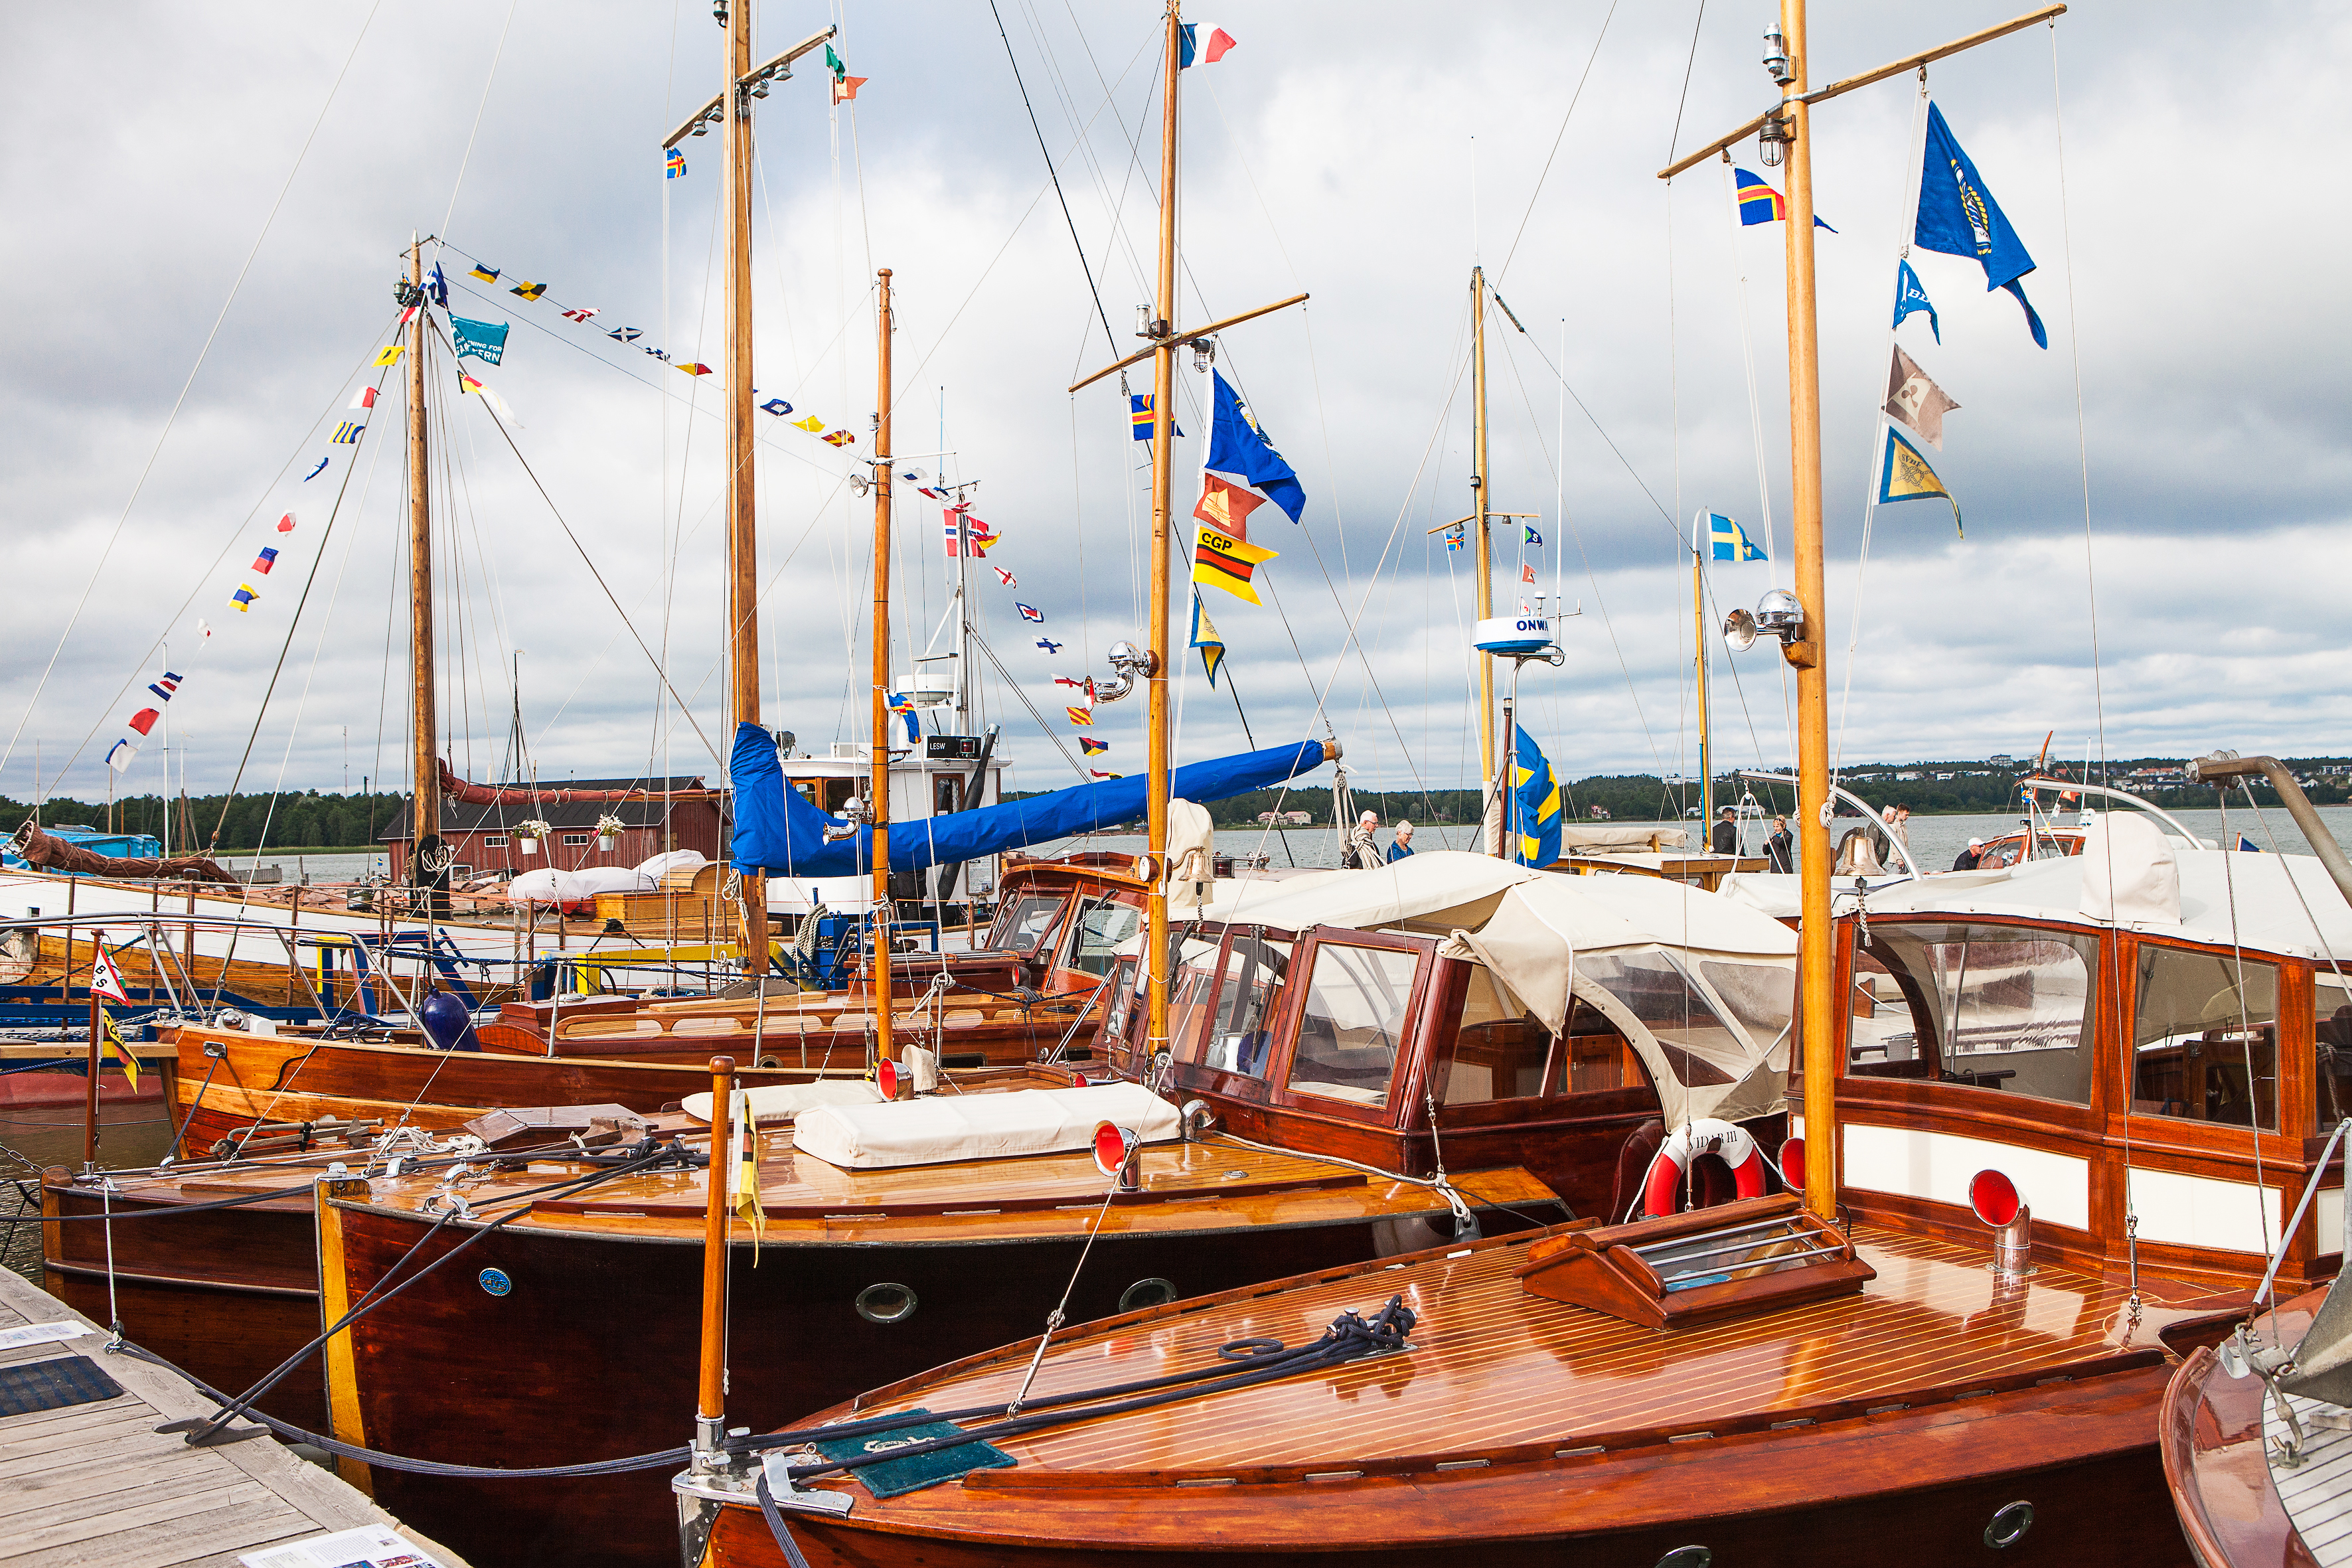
top-left (730, 722), bottom-right (1330, 877)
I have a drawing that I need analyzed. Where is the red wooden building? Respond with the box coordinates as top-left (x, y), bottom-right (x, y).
top-left (378, 777), bottom-right (722, 882)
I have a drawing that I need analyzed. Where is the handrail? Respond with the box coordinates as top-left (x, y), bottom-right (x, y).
top-left (2017, 775), bottom-right (2211, 846)
top-left (1737, 773), bottom-right (1918, 877)
top-left (2185, 753), bottom-right (2352, 910)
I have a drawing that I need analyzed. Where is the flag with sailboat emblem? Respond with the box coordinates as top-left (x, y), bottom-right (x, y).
top-left (1511, 728), bottom-right (1563, 868)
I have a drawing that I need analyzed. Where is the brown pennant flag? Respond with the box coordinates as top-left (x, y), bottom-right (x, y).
top-left (1883, 345), bottom-right (1960, 449)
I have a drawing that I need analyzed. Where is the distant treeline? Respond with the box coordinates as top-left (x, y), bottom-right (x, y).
top-left (5, 789), bottom-right (406, 853)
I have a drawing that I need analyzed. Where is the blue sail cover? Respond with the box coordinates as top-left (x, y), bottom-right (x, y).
top-left (730, 722), bottom-right (1327, 878)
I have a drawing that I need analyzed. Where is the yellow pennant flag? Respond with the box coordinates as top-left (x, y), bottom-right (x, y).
top-left (1876, 425), bottom-right (1964, 537)
top-left (1191, 524), bottom-right (1278, 606)
top-left (371, 345), bottom-right (404, 366)
top-left (98, 1008), bottom-right (140, 1092)
top-left (730, 1086), bottom-right (765, 1260)
top-left (791, 415), bottom-right (826, 433)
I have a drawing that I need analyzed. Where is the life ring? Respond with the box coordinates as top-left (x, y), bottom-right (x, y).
top-left (1642, 1118), bottom-right (1768, 1217)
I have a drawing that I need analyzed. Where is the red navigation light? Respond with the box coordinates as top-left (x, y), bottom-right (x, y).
top-left (1970, 1168), bottom-right (2020, 1227)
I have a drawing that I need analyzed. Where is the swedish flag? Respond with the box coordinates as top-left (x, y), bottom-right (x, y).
top-left (1708, 512), bottom-right (1766, 563)
top-left (1512, 727), bottom-right (1563, 868)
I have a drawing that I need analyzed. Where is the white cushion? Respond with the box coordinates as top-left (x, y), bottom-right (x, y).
top-left (793, 1081), bottom-right (1181, 1170)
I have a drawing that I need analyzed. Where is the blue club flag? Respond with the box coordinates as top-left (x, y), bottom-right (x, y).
top-left (1202, 370), bottom-right (1304, 523)
top-left (1893, 260), bottom-right (1940, 345)
top-left (1877, 425), bottom-right (1964, 537)
top-left (1523, 523), bottom-right (1543, 546)
top-left (1915, 103), bottom-right (2047, 349)
top-left (1510, 727), bottom-right (1564, 869)
top-left (451, 315), bottom-right (510, 364)
top-left (1705, 512), bottom-right (1766, 563)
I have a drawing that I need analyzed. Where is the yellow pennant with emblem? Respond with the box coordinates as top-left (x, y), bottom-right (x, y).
top-left (730, 1085), bottom-right (765, 1261)
top-left (98, 1008), bottom-right (140, 1092)
top-left (1877, 425), bottom-right (1964, 537)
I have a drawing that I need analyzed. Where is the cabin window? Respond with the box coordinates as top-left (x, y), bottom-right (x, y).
top-left (1845, 934), bottom-right (1938, 1079)
top-left (1062, 897), bottom-right (1141, 977)
top-left (1439, 969), bottom-right (1553, 1103)
top-left (1180, 937), bottom-right (1286, 1078)
top-left (2132, 945), bottom-right (2279, 1129)
top-left (934, 775), bottom-right (961, 815)
top-left (1574, 951), bottom-right (1738, 1087)
top-left (792, 777), bottom-right (859, 815)
top-left (2318, 973), bottom-right (2352, 1126)
top-left (1864, 923), bottom-right (2099, 1104)
top-left (1287, 943), bottom-right (1420, 1109)
top-left (989, 894), bottom-right (1067, 955)
top-left (1099, 955), bottom-right (1142, 1068)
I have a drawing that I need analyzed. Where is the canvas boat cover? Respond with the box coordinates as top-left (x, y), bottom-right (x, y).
top-left (793, 1080), bottom-right (1180, 1170)
top-left (682, 1080), bottom-right (884, 1125)
top-left (7, 823), bottom-right (234, 884)
top-left (728, 721), bottom-right (1329, 878)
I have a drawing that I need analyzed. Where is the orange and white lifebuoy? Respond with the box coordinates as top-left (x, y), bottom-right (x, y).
top-left (1641, 1118), bottom-right (1768, 1217)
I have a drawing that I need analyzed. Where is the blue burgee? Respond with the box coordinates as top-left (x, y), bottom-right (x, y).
top-left (1915, 104), bottom-right (2047, 348)
top-left (1893, 260), bottom-right (1940, 345)
top-left (1202, 370), bottom-right (1305, 523)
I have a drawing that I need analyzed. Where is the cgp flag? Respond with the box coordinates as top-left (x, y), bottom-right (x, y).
top-left (1706, 511), bottom-right (1767, 563)
top-left (1190, 591), bottom-right (1226, 686)
top-left (1734, 168), bottom-right (1836, 230)
top-left (1883, 345), bottom-right (1961, 449)
top-left (1915, 103), bottom-right (2047, 348)
top-left (1202, 370), bottom-right (1304, 522)
top-left (1878, 425), bottom-right (1964, 536)
top-left (1193, 524), bottom-right (1277, 605)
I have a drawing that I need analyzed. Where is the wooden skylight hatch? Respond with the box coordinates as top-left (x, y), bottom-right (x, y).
top-left (1515, 1194), bottom-right (1875, 1329)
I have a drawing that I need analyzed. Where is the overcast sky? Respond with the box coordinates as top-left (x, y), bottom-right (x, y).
top-left (4, 1), bottom-right (2346, 813)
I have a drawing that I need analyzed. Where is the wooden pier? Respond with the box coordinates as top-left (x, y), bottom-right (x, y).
top-left (0, 1263), bottom-right (469, 1567)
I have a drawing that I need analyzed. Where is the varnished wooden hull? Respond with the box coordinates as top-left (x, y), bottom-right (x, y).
top-left (322, 1198), bottom-right (1556, 1568)
top-left (2159, 1304), bottom-right (2318, 1568)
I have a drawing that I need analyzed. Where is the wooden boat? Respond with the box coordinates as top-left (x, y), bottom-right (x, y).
top-left (305, 852), bottom-right (1796, 1563)
top-left (685, 819), bottom-right (2352, 1568)
top-left (2162, 1289), bottom-right (2327, 1568)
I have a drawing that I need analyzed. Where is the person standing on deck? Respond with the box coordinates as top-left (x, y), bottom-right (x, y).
top-left (1710, 807), bottom-right (1739, 856)
top-left (1765, 815), bottom-right (1794, 873)
top-left (1348, 811), bottom-right (1384, 870)
top-left (1386, 821), bottom-right (1416, 863)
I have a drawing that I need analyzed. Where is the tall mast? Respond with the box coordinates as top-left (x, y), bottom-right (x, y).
top-left (1470, 266), bottom-right (1498, 856)
top-left (870, 269), bottom-right (896, 1070)
top-left (1142, 3), bottom-right (1182, 1069)
top-left (723, 0), bottom-right (769, 980)
top-left (1695, 546), bottom-right (1713, 832)
top-left (1778, 0), bottom-right (1836, 1217)
top-left (406, 237), bottom-right (437, 902)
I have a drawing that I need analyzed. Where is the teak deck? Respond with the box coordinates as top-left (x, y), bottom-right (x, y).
top-left (0, 1262), bottom-right (471, 1568)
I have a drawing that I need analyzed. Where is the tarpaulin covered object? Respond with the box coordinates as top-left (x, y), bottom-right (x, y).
top-left (728, 722), bottom-right (1328, 877)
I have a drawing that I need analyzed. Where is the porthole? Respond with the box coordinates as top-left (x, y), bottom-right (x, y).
top-left (1119, 1277), bottom-right (1178, 1313)
top-left (855, 1282), bottom-right (917, 1324)
top-left (1985, 1500), bottom-right (2034, 1549)
top-left (757, 1056), bottom-right (781, 1069)
top-left (1654, 1549), bottom-right (1711, 1568)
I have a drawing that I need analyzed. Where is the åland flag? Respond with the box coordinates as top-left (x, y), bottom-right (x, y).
top-left (1190, 592), bottom-right (1226, 687)
top-left (1193, 524), bottom-right (1278, 605)
top-left (666, 147), bottom-right (686, 179)
top-left (1131, 393), bottom-right (1182, 441)
top-left (1511, 728), bottom-right (1564, 869)
top-left (1706, 511), bottom-right (1766, 563)
top-left (885, 692), bottom-right (919, 744)
top-left (1734, 168), bottom-right (1836, 230)
top-left (1878, 425), bottom-right (1964, 536)
top-left (1200, 369), bottom-right (1304, 522)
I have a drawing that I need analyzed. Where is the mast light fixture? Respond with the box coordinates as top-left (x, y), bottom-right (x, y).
top-left (1762, 24), bottom-right (1793, 84)
top-left (1723, 589), bottom-right (1804, 653)
top-left (1190, 337), bottom-right (1217, 372)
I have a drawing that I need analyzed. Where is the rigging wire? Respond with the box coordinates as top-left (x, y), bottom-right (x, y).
top-left (1, 0), bottom-right (387, 789)
top-left (1492, 1), bottom-right (1621, 286)
top-left (988, 0), bottom-right (1119, 360)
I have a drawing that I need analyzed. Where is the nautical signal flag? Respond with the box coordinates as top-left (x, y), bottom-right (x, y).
top-left (730, 1085), bottom-right (764, 1254)
top-left (1034, 637), bottom-right (1061, 653)
top-left (1193, 474), bottom-right (1265, 539)
top-left (252, 547), bottom-right (279, 575)
top-left (821, 430), bottom-right (856, 447)
top-left (1089, 769), bottom-right (1122, 780)
top-left (349, 386), bottom-right (377, 410)
top-left (1190, 592), bottom-right (1226, 687)
top-left (469, 263), bottom-right (501, 283)
top-left (331, 422), bottom-right (364, 443)
top-left (509, 281), bottom-right (547, 301)
top-left (1018, 603), bottom-right (1045, 623)
top-left (230, 584), bottom-right (260, 611)
top-left (106, 740), bottom-right (136, 772)
top-left (1524, 524), bottom-right (1543, 546)
top-left (372, 345), bottom-right (404, 366)
top-left (759, 398), bottom-right (790, 416)
top-left (1877, 425), bottom-right (1964, 536)
top-left (1734, 168), bottom-right (1836, 230)
top-left (1193, 524), bottom-right (1277, 605)
top-left (276, 512), bottom-right (296, 532)
top-left (1520, 562), bottom-right (1537, 585)
top-left (1202, 370), bottom-right (1304, 522)
top-left (1512, 727), bottom-right (1565, 869)
top-left (791, 416), bottom-right (825, 432)
top-left (147, 672), bottom-right (181, 700)
top-left (99, 1010), bottom-right (140, 1092)
top-left (1131, 393), bottom-right (1183, 441)
top-left (562, 306), bottom-right (600, 323)
top-left (452, 317), bottom-right (509, 364)
top-left (1066, 706), bottom-right (1095, 728)
top-left (676, 362), bottom-right (713, 376)
top-left (1915, 102), bottom-right (2045, 348)
top-left (88, 940), bottom-right (130, 1005)
top-left (1052, 676), bottom-right (1087, 690)
top-left (426, 262), bottom-right (448, 307)
top-left (1707, 512), bottom-right (1767, 563)
top-left (994, 566), bottom-right (1017, 588)
top-left (1079, 736), bottom-right (1110, 755)
top-left (1883, 345), bottom-right (1960, 449)
top-left (608, 326), bottom-right (643, 343)
top-left (303, 457), bottom-right (329, 481)
top-left (127, 708), bottom-right (159, 736)
top-left (666, 147), bottom-right (686, 179)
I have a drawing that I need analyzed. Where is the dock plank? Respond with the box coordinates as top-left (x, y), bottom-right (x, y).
top-left (0, 1264), bottom-right (471, 1567)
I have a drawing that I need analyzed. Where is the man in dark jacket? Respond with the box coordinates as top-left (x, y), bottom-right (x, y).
top-left (1765, 815), bottom-right (1794, 873)
top-left (1952, 837), bottom-right (1985, 872)
top-left (1709, 806), bottom-right (1739, 856)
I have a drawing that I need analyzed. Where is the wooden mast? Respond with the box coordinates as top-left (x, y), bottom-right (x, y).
top-left (1470, 266), bottom-right (1498, 856)
top-left (870, 269), bottom-right (895, 1072)
top-left (1776, 0), bottom-right (1836, 1217)
top-left (405, 238), bottom-right (437, 905)
top-left (1141, 3), bottom-right (1181, 1067)
top-left (723, 0), bottom-right (769, 982)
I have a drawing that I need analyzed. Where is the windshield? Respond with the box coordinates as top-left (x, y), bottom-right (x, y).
top-left (1062, 896), bottom-right (1141, 976)
top-left (1287, 943), bottom-right (1419, 1109)
top-left (988, 893), bottom-right (1067, 955)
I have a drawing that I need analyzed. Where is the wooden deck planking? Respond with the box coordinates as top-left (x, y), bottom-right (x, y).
top-left (0, 1263), bottom-right (470, 1568)
top-left (840, 1222), bottom-right (2190, 1480)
